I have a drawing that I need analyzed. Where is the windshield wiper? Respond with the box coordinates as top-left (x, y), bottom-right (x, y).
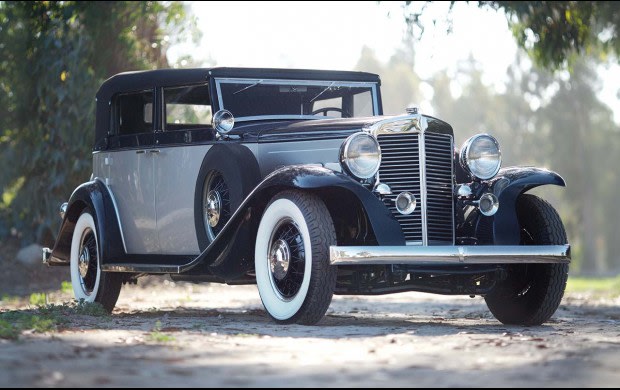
top-left (233, 80), bottom-right (263, 95)
top-left (310, 81), bottom-right (336, 102)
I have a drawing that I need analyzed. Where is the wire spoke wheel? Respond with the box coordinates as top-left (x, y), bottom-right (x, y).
top-left (78, 228), bottom-right (99, 296)
top-left (70, 211), bottom-right (123, 312)
top-left (203, 172), bottom-right (231, 241)
top-left (268, 218), bottom-right (306, 300)
top-left (255, 191), bottom-right (337, 325)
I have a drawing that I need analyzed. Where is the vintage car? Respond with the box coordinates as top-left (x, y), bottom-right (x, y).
top-left (43, 67), bottom-right (570, 325)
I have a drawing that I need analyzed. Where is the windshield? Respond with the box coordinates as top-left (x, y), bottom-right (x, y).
top-left (215, 78), bottom-right (378, 122)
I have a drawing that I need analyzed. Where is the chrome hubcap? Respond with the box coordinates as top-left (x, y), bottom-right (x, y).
top-left (206, 190), bottom-right (222, 228)
top-left (269, 238), bottom-right (291, 281)
top-left (78, 245), bottom-right (90, 278)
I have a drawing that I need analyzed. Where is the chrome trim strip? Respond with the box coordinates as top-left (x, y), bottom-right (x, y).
top-left (329, 245), bottom-right (571, 266)
top-left (418, 132), bottom-right (429, 246)
top-left (95, 178), bottom-right (128, 254)
top-left (449, 135), bottom-right (455, 244)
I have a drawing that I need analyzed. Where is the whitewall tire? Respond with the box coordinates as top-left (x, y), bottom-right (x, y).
top-left (255, 191), bottom-right (337, 325)
top-left (70, 210), bottom-right (122, 312)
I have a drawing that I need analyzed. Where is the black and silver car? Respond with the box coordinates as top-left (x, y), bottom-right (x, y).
top-left (44, 67), bottom-right (570, 325)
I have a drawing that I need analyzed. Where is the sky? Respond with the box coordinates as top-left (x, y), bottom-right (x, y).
top-left (168, 1), bottom-right (620, 123)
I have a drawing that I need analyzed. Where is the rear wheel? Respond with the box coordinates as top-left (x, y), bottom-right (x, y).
top-left (70, 211), bottom-right (123, 312)
top-left (485, 194), bottom-right (569, 325)
top-left (255, 191), bottom-right (337, 325)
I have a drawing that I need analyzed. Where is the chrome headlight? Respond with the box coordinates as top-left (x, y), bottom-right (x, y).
top-left (340, 133), bottom-right (381, 179)
top-left (460, 134), bottom-right (502, 180)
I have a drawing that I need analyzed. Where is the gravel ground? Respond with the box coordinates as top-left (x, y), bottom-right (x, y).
top-left (1, 279), bottom-right (620, 388)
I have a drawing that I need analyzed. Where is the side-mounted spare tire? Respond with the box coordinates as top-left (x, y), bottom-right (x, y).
top-left (194, 143), bottom-right (261, 249)
top-left (485, 194), bottom-right (569, 325)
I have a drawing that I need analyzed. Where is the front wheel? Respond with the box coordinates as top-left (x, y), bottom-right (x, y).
top-left (484, 194), bottom-right (569, 325)
top-left (255, 191), bottom-right (337, 325)
top-left (70, 210), bottom-right (123, 312)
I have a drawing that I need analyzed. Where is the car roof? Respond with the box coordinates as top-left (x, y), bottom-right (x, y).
top-left (96, 67), bottom-right (381, 101)
top-left (93, 67), bottom-right (381, 151)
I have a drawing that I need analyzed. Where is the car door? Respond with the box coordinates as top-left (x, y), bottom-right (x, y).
top-left (105, 89), bottom-right (160, 254)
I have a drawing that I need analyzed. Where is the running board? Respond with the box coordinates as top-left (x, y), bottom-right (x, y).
top-left (102, 263), bottom-right (184, 274)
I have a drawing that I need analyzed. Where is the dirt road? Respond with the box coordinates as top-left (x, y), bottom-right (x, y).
top-left (1, 280), bottom-right (619, 387)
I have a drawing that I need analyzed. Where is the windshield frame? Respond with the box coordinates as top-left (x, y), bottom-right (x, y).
top-left (213, 77), bottom-right (379, 122)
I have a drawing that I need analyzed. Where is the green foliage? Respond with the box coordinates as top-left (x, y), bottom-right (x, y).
top-left (0, 319), bottom-right (20, 340)
top-left (400, 1), bottom-right (620, 69)
top-left (0, 299), bottom-right (109, 340)
top-left (0, 1), bottom-right (196, 244)
top-left (0, 309), bottom-right (65, 340)
top-left (29, 292), bottom-right (47, 306)
top-left (148, 320), bottom-right (175, 343)
top-left (567, 275), bottom-right (620, 296)
top-left (60, 280), bottom-right (72, 294)
top-left (38, 299), bottom-right (110, 317)
top-left (482, 1), bottom-right (619, 69)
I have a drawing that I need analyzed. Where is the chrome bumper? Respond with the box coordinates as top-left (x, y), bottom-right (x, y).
top-left (329, 245), bottom-right (570, 266)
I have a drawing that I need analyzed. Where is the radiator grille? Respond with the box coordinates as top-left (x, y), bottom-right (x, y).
top-left (424, 133), bottom-right (455, 243)
top-left (377, 132), bottom-right (454, 244)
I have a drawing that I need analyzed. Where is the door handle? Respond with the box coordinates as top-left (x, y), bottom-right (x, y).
top-left (148, 149), bottom-right (160, 154)
top-left (136, 150), bottom-right (145, 154)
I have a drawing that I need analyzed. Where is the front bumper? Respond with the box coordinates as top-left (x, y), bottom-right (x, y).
top-left (329, 245), bottom-right (570, 266)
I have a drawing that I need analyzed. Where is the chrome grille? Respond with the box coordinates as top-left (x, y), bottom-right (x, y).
top-left (424, 133), bottom-right (455, 243)
top-left (378, 133), bottom-right (423, 242)
top-left (377, 132), bottom-right (454, 245)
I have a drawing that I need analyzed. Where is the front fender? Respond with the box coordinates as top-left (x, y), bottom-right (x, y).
top-left (188, 165), bottom-right (404, 279)
top-left (49, 179), bottom-right (125, 266)
top-left (490, 167), bottom-right (566, 244)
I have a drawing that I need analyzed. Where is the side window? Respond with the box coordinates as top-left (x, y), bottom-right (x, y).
top-left (164, 85), bottom-right (212, 131)
top-left (113, 90), bottom-right (154, 135)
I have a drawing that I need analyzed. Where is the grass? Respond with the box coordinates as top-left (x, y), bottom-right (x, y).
top-left (567, 275), bottom-right (620, 296)
top-left (0, 310), bottom-right (63, 341)
top-left (0, 299), bottom-right (109, 341)
top-left (148, 320), bottom-right (175, 343)
top-left (60, 281), bottom-right (73, 294)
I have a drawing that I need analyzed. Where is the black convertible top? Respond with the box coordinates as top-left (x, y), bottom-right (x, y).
top-left (96, 67), bottom-right (380, 102)
top-left (94, 67), bottom-right (381, 149)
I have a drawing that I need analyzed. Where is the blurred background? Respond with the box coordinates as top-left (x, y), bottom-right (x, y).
top-left (0, 1), bottom-right (618, 284)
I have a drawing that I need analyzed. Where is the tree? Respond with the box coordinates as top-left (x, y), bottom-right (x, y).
top-left (401, 1), bottom-right (620, 69)
top-left (0, 1), bottom-right (195, 244)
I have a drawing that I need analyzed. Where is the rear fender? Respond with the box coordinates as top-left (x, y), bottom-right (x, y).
top-left (48, 179), bottom-right (125, 265)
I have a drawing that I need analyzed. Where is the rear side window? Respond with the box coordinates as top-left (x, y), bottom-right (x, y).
top-left (113, 90), bottom-right (154, 135)
top-left (164, 85), bottom-right (212, 131)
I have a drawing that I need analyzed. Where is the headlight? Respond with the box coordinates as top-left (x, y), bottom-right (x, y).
top-left (460, 134), bottom-right (502, 180)
top-left (340, 133), bottom-right (381, 179)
